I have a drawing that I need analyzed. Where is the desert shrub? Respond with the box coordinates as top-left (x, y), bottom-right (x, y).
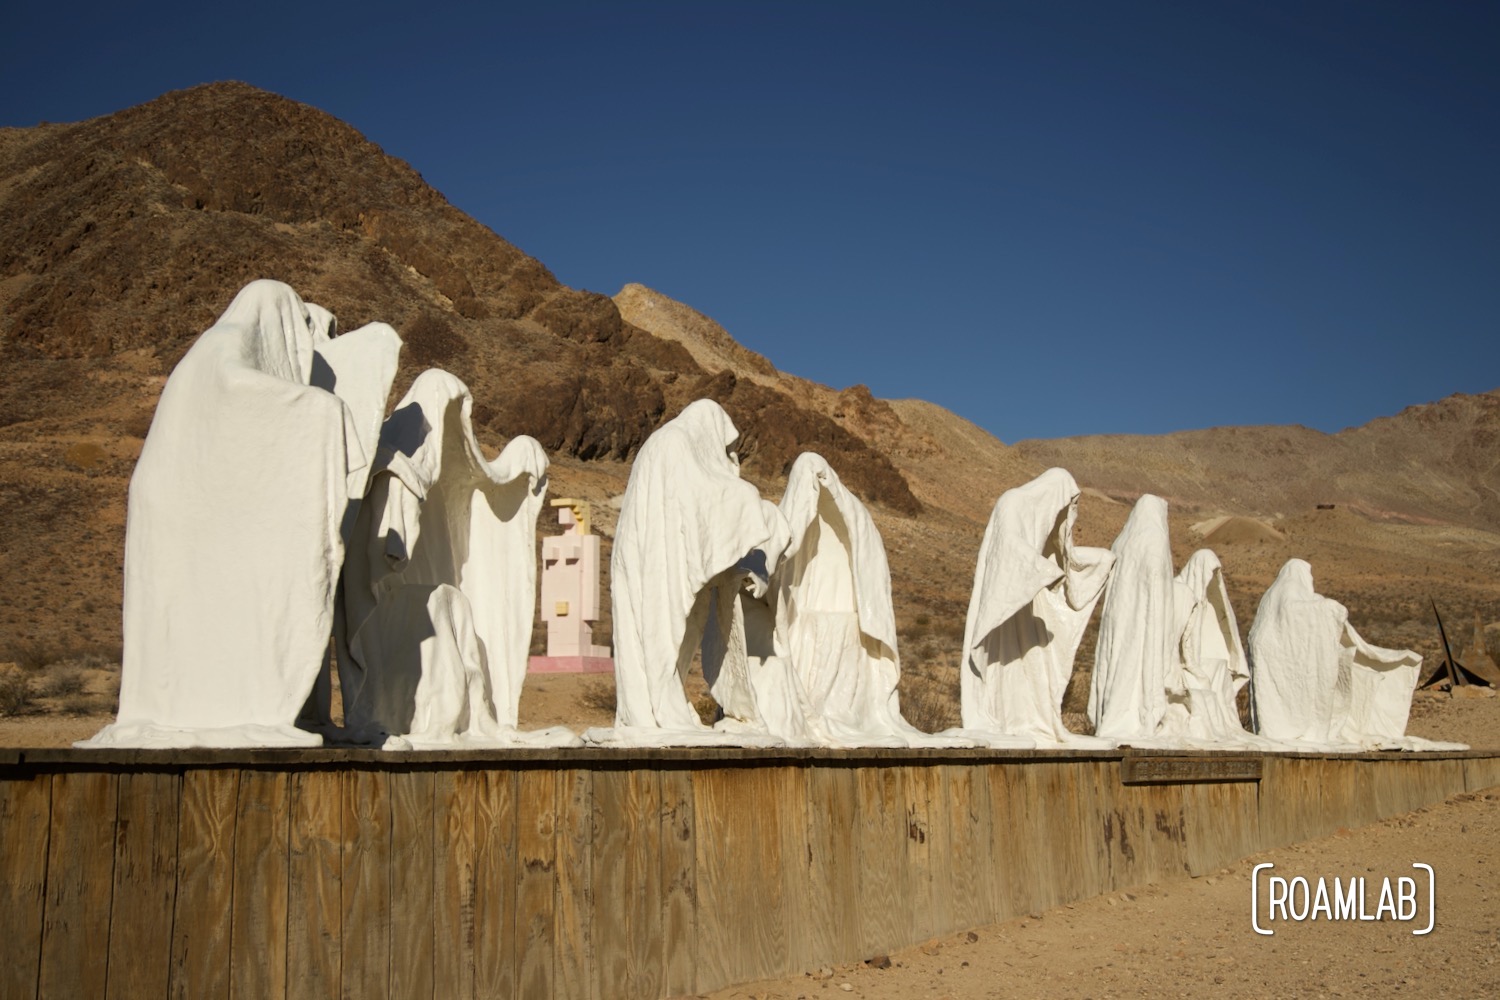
top-left (63, 692), bottom-right (116, 716)
top-left (403, 311), bottom-right (466, 368)
top-left (0, 671), bottom-right (35, 715)
top-left (579, 681), bottom-right (616, 715)
top-left (40, 666), bottom-right (87, 698)
top-left (902, 677), bottom-right (960, 733)
top-left (6, 638), bottom-right (53, 671)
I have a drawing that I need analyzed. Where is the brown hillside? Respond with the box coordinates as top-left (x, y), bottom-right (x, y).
top-left (1013, 390), bottom-right (1500, 530)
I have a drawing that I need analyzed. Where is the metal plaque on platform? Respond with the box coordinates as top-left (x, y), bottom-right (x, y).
top-left (1121, 755), bottom-right (1263, 785)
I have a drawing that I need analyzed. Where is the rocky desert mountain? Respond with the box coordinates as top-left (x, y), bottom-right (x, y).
top-left (2, 82), bottom-right (1496, 730)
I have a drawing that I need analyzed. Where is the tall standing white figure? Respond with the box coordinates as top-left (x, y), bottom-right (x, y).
top-left (1089, 494), bottom-right (1190, 744)
top-left (81, 280), bottom-right (400, 748)
top-left (340, 370), bottom-right (575, 748)
top-left (1249, 558), bottom-right (1462, 750)
top-left (600, 399), bottom-right (785, 745)
top-left (960, 468), bottom-right (1113, 748)
top-left (775, 452), bottom-right (972, 747)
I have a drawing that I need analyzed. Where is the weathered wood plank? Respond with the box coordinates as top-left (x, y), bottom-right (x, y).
top-left (775, 765), bottom-right (814, 977)
top-left (432, 770), bottom-right (478, 1000)
top-left (804, 765), bottom-right (860, 970)
top-left (515, 769), bottom-right (557, 1000)
top-left (341, 769), bottom-right (391, 1000)
top-left (900, 765), bottom-right (937, 939)
top-left (474, 769), bottom-right (518, 999)
top-left (170, 769), bottom-right (238, 1000)
top-left (230, 770), bottom-right (290, 1000)
top-left (660, 768), bottom-right (697, 996)
top-left (594, 768), bottom-right (662, 1000)
top-left (107, 771), bottom-right (180, 1000)
top-left (987, 763), bottom-right (1027, 921)
top-left (943, 763), bottom-right (993, 931)
top-left (288, 769), bottom-right (343, 1000)
top-left (388, 770), bottom-right (434, 1000)
top-left (856, 765), bottom-right (907, 956)
top-left (39, 770), bottom-right (118, 999)
top-left (0, 773), bottom-right (52, 1000)
top-left (552, 769), bottom-right (594, 1000)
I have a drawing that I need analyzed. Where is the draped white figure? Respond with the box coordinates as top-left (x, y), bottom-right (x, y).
top-left (340, 370), bottom-right (577, 748)
top-left (959, 468), bottom-right (1113, 748)
top-left (1249, 559), bottom-right (1464, 750)
top-left (81, 280), bottom-right (400, 748)
top-left (1089, 495), bottom-right (1191, 744)
top-left (1160, 549), bottom-right (1272, 748)
top-left (595, 399), bottom-right (785, 745)
top-left (775, 452), bottom-right (973, 747)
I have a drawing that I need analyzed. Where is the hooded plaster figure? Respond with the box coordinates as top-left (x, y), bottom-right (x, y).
top-left (1159, 549), bottom-right (1272, 748)
top-left (340, 370), bottom-right (578, 748)
top-left (81, 280), bottom-right (401, 748)
top-left (959, 468), bottom-right (1113, 748)
top-left (593, 399), bottom-right (787, 746)
top-left (1089, 495), bottom-right (1191, 745)
top-left (1249, 559), bottom-right (1464, 750)
top-left (774, 452), bottom-right (973, 747)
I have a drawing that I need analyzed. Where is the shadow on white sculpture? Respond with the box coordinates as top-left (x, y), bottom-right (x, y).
top-left (775, 453), bottom-right (975, 747)
top-left (80, 280), bottom-right (400, 748)
top-left (1249, 558), bottom-right (1464, 750)
top-left (957, 469), bottom-right (1113, 748)
top-left (588, 399), bottom-right (786, 746)
top-left (339, 370), bottom-right (579, 749)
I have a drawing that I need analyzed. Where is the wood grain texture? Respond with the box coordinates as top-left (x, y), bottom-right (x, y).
top-left (341, 769), bottom-right (391, 1000)
top-left (170, 768), bottom-right (237, 1000)
top-left (107, 771), bottom-right (180, 1000)
top-left (593, 769), bottom-right (661, 1000)
top-left (942, 763), bottom-right (994, 932)
top-left (856, 765), bottom-right (907, 955)
top-left (515, 769), bottom-right (558, 1000)
top-left (0, 773), bottom-right (52, 1000)
top-left (38, 770), bottom-right (118, 1000)
top-left (803, 765), bottom-right (861, 971)
top-left (474, 768), bottom-right (518, 999)
top-left (986, 763), bottom-right (1027, 921)
top-left (288, 769), bottom-right (343, 1000)
top-left (388, 769), bottom-right (435, 1000)
top-left (659, 768), bottom-right (697, 996)
top-left (432, 770), bottom-right (478, 1000)
top-left (230, 769), bottom-right (290, 1000)
top-left (552, 769), bottom-right (594, 1000)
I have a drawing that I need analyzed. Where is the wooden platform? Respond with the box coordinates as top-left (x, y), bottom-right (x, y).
top-left (3, 746), bottom-right (1497, 999)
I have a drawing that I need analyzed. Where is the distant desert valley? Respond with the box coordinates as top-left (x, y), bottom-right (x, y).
top-left (2, 82), bottom-right (1497, 742)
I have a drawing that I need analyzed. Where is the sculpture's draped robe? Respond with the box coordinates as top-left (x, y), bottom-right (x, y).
top-left (1161, 549), bottom-right (1270, 748)
top-left (341, 370), bottom-right (575, 748)
top-left (600, 400), bottom-right (784, 745)
top-left (959, 468), bottom-right (1113, 748)
top-left (1250, 559), bottom-right (1463, 750)
top-left (774, 453), bottom-right (971, 747)
top-left (1089, 495), bottom-right (1191, 744)
top-left (81, 280), bottom-right (399, 748)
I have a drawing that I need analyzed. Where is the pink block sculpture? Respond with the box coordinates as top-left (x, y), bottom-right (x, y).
top-left (530, 499), bottom-right (613, 674)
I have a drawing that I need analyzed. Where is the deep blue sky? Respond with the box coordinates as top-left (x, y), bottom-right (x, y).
top-left (4, 2), bottom-right (1496, 441)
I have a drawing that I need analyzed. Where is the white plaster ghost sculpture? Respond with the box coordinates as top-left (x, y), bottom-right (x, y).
top-left (1249, 559), bottom-right (1464, 750)
top-left (81, 280), bottom-right (400, 748)
top-left (775, 452), bottom-right (974, 747)
top-left (591, 399), bottom-right (785, 746)
top-left (1159, 549), bottom-right (1273, 748)
top-left (959, 468), bottom-right (1113, 748)
top-left (340, 369), bottom-right (578, 748)
top-left (1089, 494), bottom-right (1191, 745)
